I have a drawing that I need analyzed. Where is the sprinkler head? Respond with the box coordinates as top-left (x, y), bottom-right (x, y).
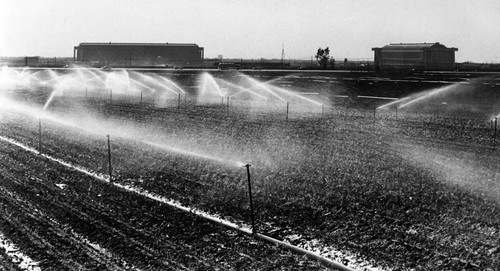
top-left (243, 163), bottom-right (251, 168)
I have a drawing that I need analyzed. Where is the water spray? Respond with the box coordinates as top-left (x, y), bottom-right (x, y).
top-left (358, 95), bottom-right (398, 100)
top-left (229, 87), bottom-right (268, 100)
top-left (204, 73), bottom-right (224, 97)
top-left (376, 97), bottom-right (410, 110)
top-left (397, 84), bottom-right (457, 109)
top-left (244, 76), bottom-right (287, 103)
top-left (274, 86), bottom-right (323, 106)
top-left (157, 75), bottom-right (185, 94)
top-left (42, 89), bottom-right (59, 111)
top-left (243, 163), bottom-right (256, 234)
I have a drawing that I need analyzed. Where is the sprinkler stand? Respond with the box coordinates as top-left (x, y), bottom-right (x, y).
top-left (140, 90), bottom-right (143, 105)
top-left (286, 102), bottom-right (289, 122)
top-left (38, 117), bottom-right (42, 155)
top-left (244, 164), bottom-right (256, 234)
top-left (494, 118), bottom-right (498, 148)
top-left (107, 135), bottom-right (113, 182)
top-left (178, 93), bottom-right (181, 109)
top-left (495, 118), bottom-right (498, 135)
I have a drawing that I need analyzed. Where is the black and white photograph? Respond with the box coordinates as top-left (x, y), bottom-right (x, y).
top-left (0, 0), bottom-right (499, 270)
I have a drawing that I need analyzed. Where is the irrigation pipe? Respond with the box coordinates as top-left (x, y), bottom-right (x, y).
top-left (0, 135), bottom-right (358, 271)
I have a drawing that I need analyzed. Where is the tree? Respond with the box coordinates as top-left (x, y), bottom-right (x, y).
top-left (315, 47), bottom-right (330, 69)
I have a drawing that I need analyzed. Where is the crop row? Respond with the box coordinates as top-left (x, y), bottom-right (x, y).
top-left (1, 98), bottom-right (499, 270)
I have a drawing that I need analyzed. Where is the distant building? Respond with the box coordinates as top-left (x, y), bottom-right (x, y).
top-left (372, 42), bottom-right (457, 71)
top-left (73, 42), bottom-right (204, 67)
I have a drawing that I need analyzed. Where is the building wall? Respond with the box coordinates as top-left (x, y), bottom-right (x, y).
top-left (375, 49), bottom-right (425, 69)
top-left (424, 50), bottom-right (455, 69)
top-left (373, 43), bottom-right (457, 71)
top-left (74, 43), bottom-right (204, 67)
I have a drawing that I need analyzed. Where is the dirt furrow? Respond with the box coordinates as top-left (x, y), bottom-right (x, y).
top-left (0, 133), bottom-right (329, 270)
top-left (0, 163), bottom-right (190, 270)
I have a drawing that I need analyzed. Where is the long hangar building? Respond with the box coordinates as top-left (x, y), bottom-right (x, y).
top-left (73, 42), bottom-right (204, 67)
top-left (372, 42), bottom-right (458, 71)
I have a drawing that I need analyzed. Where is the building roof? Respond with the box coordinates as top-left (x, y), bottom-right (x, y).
top-left (372, 42), bottom-right (457, 51)
top-left (77, 42), bottom-right (201, 47)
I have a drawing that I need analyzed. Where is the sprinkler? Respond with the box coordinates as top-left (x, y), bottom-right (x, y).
top-left (243, 163), bottom-right (256, 234)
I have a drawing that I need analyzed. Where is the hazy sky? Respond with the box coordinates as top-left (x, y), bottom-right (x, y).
top-left (1, 0), bottom-right (499, 62)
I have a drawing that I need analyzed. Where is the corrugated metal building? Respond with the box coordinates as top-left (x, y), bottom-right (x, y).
top-left (73, 42), bottom-right (204, 67)
top-left (372, 42), bottom-right (457, 71)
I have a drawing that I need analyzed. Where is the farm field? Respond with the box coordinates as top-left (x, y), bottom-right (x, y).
top-left (0, 112), bottom-right (328, 270)
top-left (1, 68), bottom-right (500, 270)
